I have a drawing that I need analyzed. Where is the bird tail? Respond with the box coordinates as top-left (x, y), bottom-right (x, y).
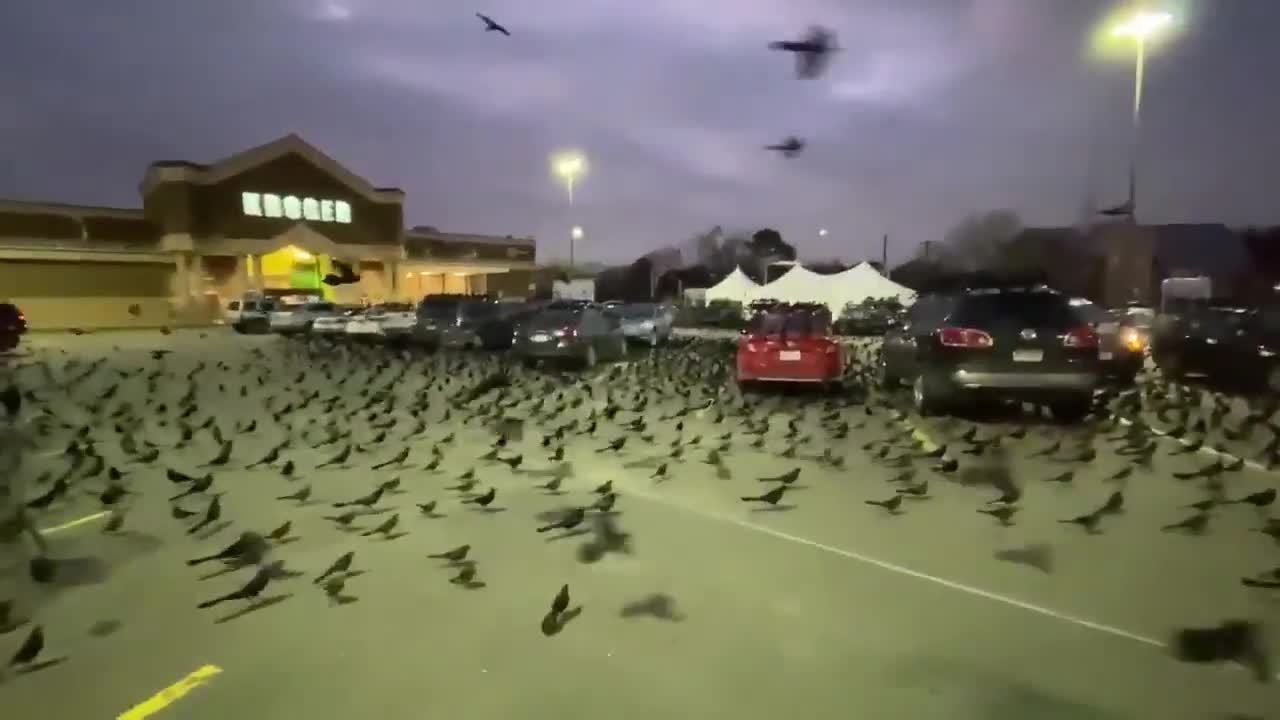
top-left (332, 502), bottom-right (349, 508)
top-left (275, 494), bottom-right (297, 501)
top-left (187, 555), bottom-right (218, 566)
top-left (536, 525), bottom-right (554, 533)
top-left (739, 495), bottom-right (762, 502)
top-left (864, 500), bottom-right (884, 507)
top-left (196, 593), bottom-right (231, 609)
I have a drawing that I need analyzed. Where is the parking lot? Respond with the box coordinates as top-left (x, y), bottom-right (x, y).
top-left (1, 328), bottom-right (1278, 719)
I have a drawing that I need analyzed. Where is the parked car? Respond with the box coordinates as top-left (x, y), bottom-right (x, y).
top-left (0, 302), bottom-right (27, 352)
top-left (344, 302), bottom-right (415, 343)
top-left (269, 301), bottom-right (338, 335)
top-left (736, 303), bottom-right (843, 389)
top-left (229, 297), bottom-right (277, 334)
top-left (881, 286), bottom-right (1100, 420)
top-left (411, 295), bottom-right (529, 350)
top-left (614, 302), bottom-right (674, 347)
top-left (837, 301), bottom-right (900, 336)
top-left (513, 301), bottom-right (628, 368)
top-left (1070, 299), bottom-right (1144, 385)
top-left (1151, 303), bottom-right (1280, 390)
top-left (311, 305), bottom-right (364, 337)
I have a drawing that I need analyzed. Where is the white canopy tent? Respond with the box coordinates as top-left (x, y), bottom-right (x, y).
top-left (748, 262), bottom-right (915, 314)
top-left (703, 267), bottom-right (760, 305)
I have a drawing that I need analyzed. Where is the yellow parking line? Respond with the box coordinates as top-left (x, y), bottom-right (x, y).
top-left (39, 510), bottom-right (110, 535)
top-left (117, 664), bottom-right (223, 719)
top-left (901, 419), bottom-right (942, 453)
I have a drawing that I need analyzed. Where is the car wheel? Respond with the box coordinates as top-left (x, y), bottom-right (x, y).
top-left (1266, 365), bottom-right (1280, 394)
top-left (1155, 352), bottom-right (1184, 381)
top-left (1049, 395), bottom-right (1093, 423)
top-left (232, 323), bottom-right (246, 334)
top-left (912, 373), bottom-right (946, 416)
top-left (880, 360), bottom-right (900, 388)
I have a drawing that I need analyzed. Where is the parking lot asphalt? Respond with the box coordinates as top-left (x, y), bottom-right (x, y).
top-left (0, 328), bottom-right (1277, 719)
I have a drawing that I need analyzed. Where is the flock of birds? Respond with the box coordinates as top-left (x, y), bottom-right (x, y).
top-left (473, 11), bottom-right (836, 160)
top-left (0, 329), bottom-right (1277, 696)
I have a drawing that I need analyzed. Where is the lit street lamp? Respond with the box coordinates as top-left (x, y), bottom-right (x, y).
top-left (818, 228), bottom-right (828, 238)
top-left (1111, 8), bottom-right (1173, 219)
top-left (550, 151), bottom-right (587, 206)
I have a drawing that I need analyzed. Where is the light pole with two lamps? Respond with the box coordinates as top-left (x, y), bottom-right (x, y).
top-left (550, 151), bottom-right (587, 268)
top-left (1111, 7), bottom-right (1173, 219)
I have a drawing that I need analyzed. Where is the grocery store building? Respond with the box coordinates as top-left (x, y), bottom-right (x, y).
top-left (0, 134), bottom-right (536, 329)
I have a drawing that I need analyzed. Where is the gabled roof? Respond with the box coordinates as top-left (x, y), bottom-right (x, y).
top-left (139, 133), bottom-right (404, 203)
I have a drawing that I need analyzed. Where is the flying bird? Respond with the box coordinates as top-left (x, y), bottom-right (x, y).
top-left (476, 13), bottom-right (510, 36)
top-left (765, 137), bottom-right (805, 158)
top-left (768, 26), bottom-right (838, 79)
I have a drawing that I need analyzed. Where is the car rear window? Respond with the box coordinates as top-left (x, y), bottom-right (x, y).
top-left (750, 310), bottom-right (830, 335)
top-left (418, 299), bottom-right (459, 318)
top-left (530, 309), bottom-right (581, 328)
top-left (951, 292), bottom-right (1076, 329)
top-left (461, 302), bottom-right (498, 318)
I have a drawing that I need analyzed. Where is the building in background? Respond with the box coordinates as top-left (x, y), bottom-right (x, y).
top-left (0, 134), bottom-right (535, 329)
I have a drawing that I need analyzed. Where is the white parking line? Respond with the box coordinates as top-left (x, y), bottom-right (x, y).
top-left (625, 485), bottom-right (1165, 647)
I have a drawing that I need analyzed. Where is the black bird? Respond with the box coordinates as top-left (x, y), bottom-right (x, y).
top-left (764, 136), bottom-right (805, 158)
top-left (1162, 512), bottom-right (1210, 534)
top-left (266, 521), bottom-right (291, 542)
top-left (1059, 511), bottom-right (1103, 533)
top-left (978, 505), bottom-right (1018, 526)
top-left (333, 487), bottom-right (385, 509)
top-left (99, 483), bottom-right (130, 506)
top-left (315, 552), bottom-right (355, 584)
top-left (187, 532), bottom-right (267, 566)
top-left (538, 477), bottom-right (563, 492)
top-left (202, 441), bottom-right (233, 467)
top-left (464, 488), bottom-right (497, 507)
top-left (740, 485), bottom-right (787, 505)
top-left (449, 564), bottom-right (478, 585)
top-left (372, 447), bottom-right (409, 470)
top-left (768, 26), bottom-right (838, 79)
top-left (476, 12), bottom-right (510, 36)
top-left (1226, 488), bottom-right (1276, 508)
top-left (537, 507), bottom-right (586, 533)
top-left (416, 500), bottom-right (438, 515)
top-left (550, 584), bottom-right (570, 616)
top-left (325, 511), bottom-right (359, 528)
top-left (0, 385), bottom-right (20, 419)
top-left (197, 564), bottom-right (273, 608)
top-left (361, 513), bottom-right (400, 538)
top-left (187, 495), bottom-right (222, 535)
top-left (865, 495), bottom-right (904, 512)
top-left (591, 492), bottom-right (616, 512)
top-left (276, 485), bottom-right (311, 503)
top-left (428, 544), bottom-right (471, 562)
top-left (594, 480), bottom-right (613, 495)
top-left (8, 625), bottom-right (43, 667)
top-left (170, 473), bottom-right (213, 501)
top-left (317, 444), bottom-right (352, 468)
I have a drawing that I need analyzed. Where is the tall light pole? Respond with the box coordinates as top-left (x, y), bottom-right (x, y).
top-left (1111, 7), bottom-right (1173, 220)
top-left (570, 225), bottom-right (584, 269)
top-left (550, 150), bottom-right (587, 267)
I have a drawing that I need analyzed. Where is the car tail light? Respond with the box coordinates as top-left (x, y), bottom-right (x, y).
top-left (1119, 327), bottom-right (1144, 352)
top-left (938, 327), bottom-right (993, 349)
top-left (1063, 325), bottom-right (1098, 349)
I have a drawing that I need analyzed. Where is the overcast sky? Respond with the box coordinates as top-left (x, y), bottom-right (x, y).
top-left (1, 0), bottom-right (1277, 265)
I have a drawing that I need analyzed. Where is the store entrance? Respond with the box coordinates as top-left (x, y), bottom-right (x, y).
top-left (259, 245), bottom-right (334, 299)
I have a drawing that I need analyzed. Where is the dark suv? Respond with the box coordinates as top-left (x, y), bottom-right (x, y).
top-left (1151, 303), bottom-right (1280, 391)
top-left (881, 286), bottom-right (1100, 420)
top-left (411, 295), bottom-right (530, 350)
top-left (0, 302), bottom-right (28, 352)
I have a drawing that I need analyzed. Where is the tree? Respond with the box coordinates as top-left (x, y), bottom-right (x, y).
top-left (748, 228), bottom-right (796, 261)
top-left (937, 210), bottom-right (1023, 271)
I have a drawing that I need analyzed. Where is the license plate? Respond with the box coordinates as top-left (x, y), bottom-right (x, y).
top-left (530, 333), bottom-right (549, 342)
top-left (779, 350), bottom-right (802, 361)
top-left (1099, 351), bottom-right (1113, 360)
top-left (1012, 349), bottom-right (1043, 362)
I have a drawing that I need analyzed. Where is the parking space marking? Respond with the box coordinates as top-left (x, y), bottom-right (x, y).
top-left (39, 510), bottom-right (110, 535)
top-left (625, 486), bottom-right (1163, 648)
top-left (116, 664), bottom-right (223, 720)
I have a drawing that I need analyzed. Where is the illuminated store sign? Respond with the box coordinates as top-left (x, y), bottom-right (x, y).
top-left (241, 192), bottom-right (352, 224)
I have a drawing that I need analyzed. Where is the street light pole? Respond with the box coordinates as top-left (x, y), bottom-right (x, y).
top-left (1112, 8), bottom-right (1172, 221)
top-left (570, 226), bottom-right (584, 268)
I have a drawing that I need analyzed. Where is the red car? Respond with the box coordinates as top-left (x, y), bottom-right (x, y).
top-left (0, 302), bottom-right (27, 352)
top-left (737, 303), bottom-right (843, 388)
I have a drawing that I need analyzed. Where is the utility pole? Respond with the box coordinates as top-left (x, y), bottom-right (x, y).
top-left (881, 233), bottom-right (889, 272)
top-left (923, 240), bottom-right (935, 261)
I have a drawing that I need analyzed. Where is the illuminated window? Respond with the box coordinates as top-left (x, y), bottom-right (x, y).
top-left (320, 199), bottom-right (334, 222)
top-left (262, 193), bottom-right (283, 218)
top-left (241, 192), bottom-right (263, 216)
top-left (334, 201), bottom-right (352, 224)
top-left (302, 197), bottom-right (320, 221)
top-left (282, 195), bottom-right (302, 220)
